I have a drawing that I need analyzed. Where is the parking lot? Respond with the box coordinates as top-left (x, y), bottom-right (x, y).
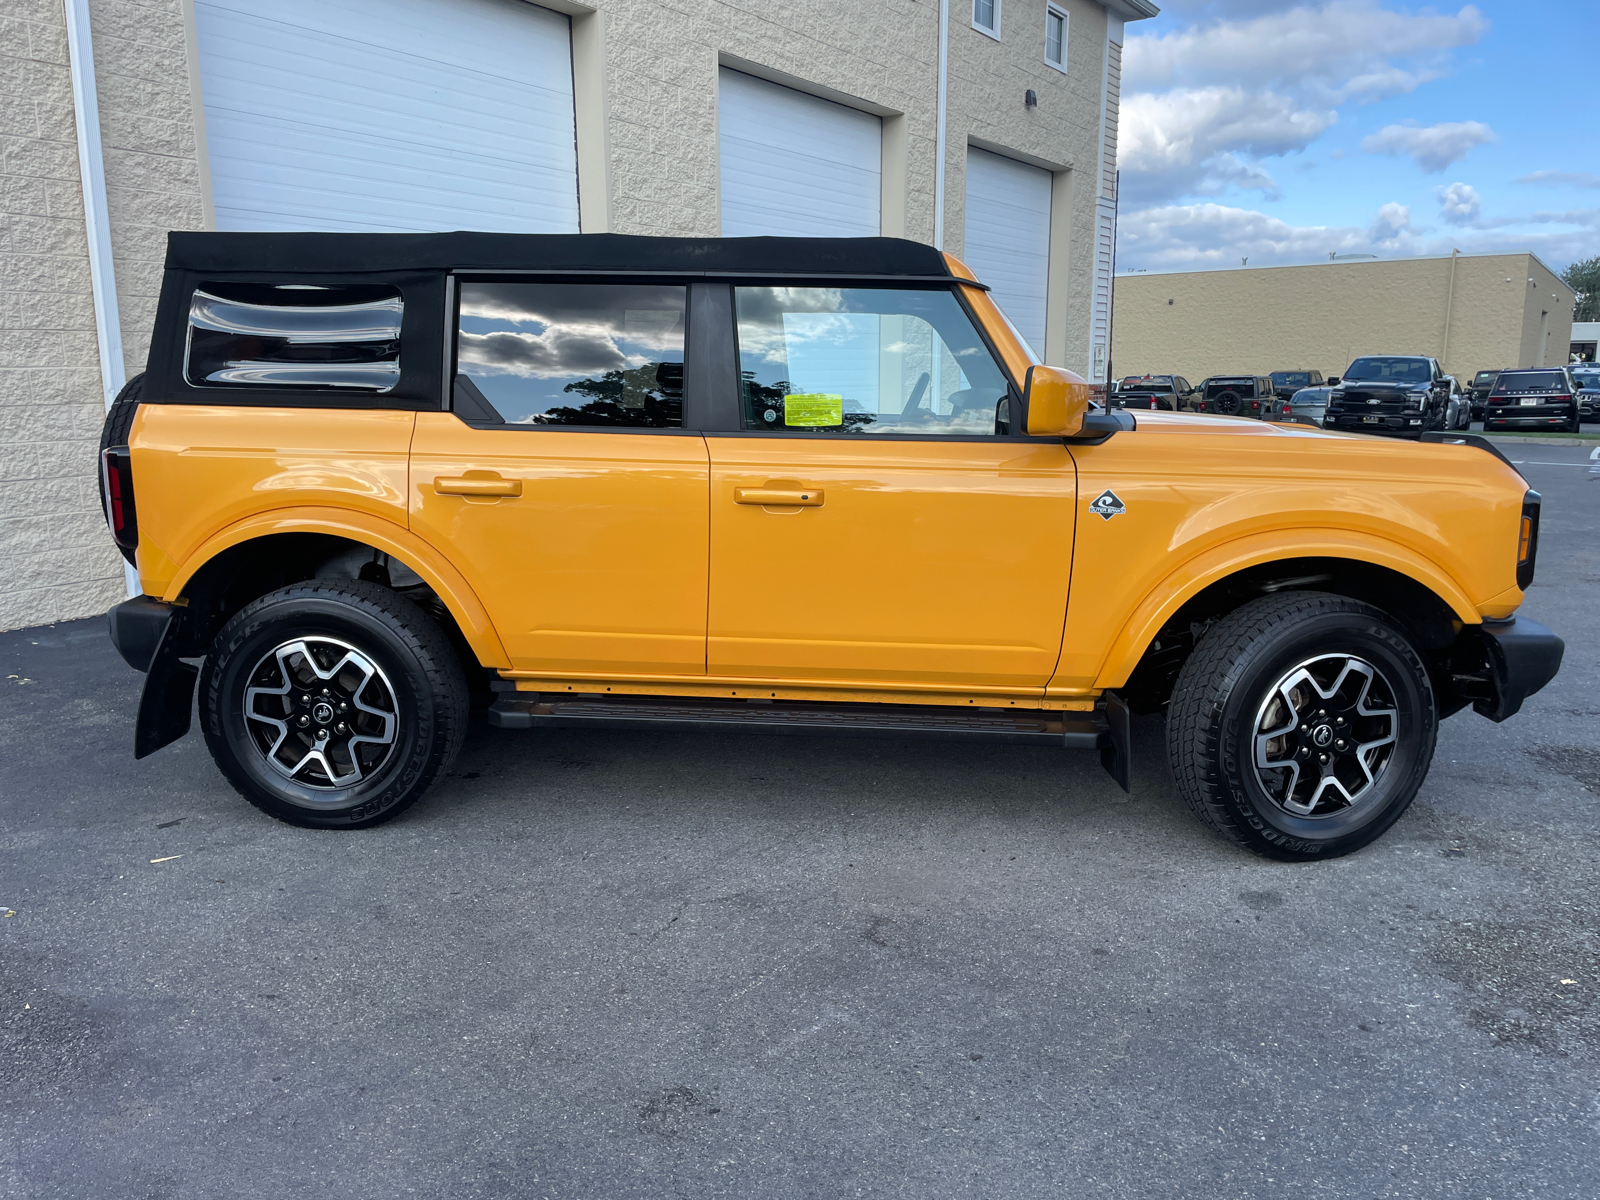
top-left (2, 441), bottom-right (1596, 1200)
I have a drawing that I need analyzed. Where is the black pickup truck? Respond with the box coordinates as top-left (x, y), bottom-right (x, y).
top-left (1323, 355), bottom-right (1451, 437)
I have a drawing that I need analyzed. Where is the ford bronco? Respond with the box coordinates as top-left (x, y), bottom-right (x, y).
top-left (100, 232), bottom-right (1562, 861)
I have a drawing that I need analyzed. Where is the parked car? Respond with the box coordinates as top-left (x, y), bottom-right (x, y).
top-left (1323, 355), bottom-right (1452, 436)
top-left (1483, 367), bottom-right (1582, 433)
top-left (98, 230), bottom-right (1562, 862)
top-left (1269, 384), bottom-right (1333, 427)
top-left (1571, 364), bottom-right (1600, 423)
top-left (1443, 376), bottom-right (1473, 430)
top-left (1112, 374), bottom-right (1195, 411)
top-left (1468, 369), bottom-right (1503, 421)
top-left (1194, 375), bottom-right (1276, 418)
top-left (1269, 370), bottom-right (1325, 401)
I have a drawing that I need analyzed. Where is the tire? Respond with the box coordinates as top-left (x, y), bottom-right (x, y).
top-left (1565, 408), bottom-right (1581, 434)
top-left (99, 372), bottom-right (145, 452)
top-left (1212, 390), bottom-right (1242, 415)
top-left (1166, 592), bottom-right (1437, 861)
top-left (199, 579), bottom-right (469, 829)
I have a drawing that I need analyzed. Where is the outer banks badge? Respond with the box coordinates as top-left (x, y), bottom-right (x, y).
top-left (1089, 489), bottom-right (1126, 521)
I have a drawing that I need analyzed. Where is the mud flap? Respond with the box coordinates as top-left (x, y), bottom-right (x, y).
top-left (1099, 690), bottom-right (1131, 793)
top-left (134, 609), bottom-right (198, 759)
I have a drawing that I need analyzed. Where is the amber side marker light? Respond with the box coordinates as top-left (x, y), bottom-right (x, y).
top-left (1516, 491), bottom-right (1541, 590)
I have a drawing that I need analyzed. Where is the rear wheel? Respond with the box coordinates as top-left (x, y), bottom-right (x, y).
top-left (1565, 408), bottom-right (1581, 433)
top-left (99, 372), bottom-right (145, 451)
top-left (199, 580), bottom-right (468, 829)
top-left (1166, 592), bottom-right (1437, 861)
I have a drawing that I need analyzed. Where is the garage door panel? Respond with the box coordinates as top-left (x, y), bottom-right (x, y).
top-left (197, 0), bottom-right (579, 233)
top-left (963, 147), bottom-right (1052, 355)
top-left (719, 68), bottom-right (881, 239)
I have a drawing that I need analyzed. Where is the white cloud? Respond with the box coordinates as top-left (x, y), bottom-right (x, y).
top-left (1124, 2), bottom-right (1488, 103)
top-left (1360, 121), bottom-right (1496, 173)
top-left (1116, 3), bottom-right (1488, 205)
top-left (1515, 170), bottom-right (1600, 189)
top-left (1438, 182), bottom-right (1481, 225)
top-left (1119, 86), bottom-right (1334, 204)
top-left (1117, 200), bottom-right (1594, 275)
top-left (1368, 202), bottom-right (1413, 244)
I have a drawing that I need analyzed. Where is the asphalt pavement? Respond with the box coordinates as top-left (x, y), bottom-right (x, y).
top-left (3, 442), bottom-right (1597, 1199)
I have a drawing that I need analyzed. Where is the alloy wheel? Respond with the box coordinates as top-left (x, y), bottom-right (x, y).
top-left (243, 636), bottom-right (398, 790)
top-left (1251, 653), bottom-right (1398, 818)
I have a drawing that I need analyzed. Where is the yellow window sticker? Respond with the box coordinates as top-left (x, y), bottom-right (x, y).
top-left (783, 393), bottom-right (843, 427)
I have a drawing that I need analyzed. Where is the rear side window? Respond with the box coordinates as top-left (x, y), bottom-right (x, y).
top-left (733, 286), bottom-right (1012, 436)
top-left (1492, 370), bottom-right (1567, 393)
top-left (185, 283), bottom-right (402, 391)
top-left (455, 282), bottom-right (686, 427)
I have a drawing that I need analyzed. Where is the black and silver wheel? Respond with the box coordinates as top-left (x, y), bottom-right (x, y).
top-left (1212, 390), bottom-right (1242, 415)
top-left (1166, 592), bottom-right (1437, 860)
top-left (200, 580), bottom-right (468, 829)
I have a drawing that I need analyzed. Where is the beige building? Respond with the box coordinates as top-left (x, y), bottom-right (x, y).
top-left (1111, 252), bottom-right (1577, 388)
top-left (1, 0), bottom-right (1155, 632)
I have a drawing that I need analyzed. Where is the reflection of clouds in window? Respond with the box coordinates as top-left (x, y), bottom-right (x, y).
top-left (459, 325), bottom-right (646, 379)
top-left (459, 284), bottom-right (686, 354)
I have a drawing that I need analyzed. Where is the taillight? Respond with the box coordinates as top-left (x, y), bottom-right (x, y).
top-left (99, 447), bottom-right (138, 564)
top-left (1517, 490), bottom-right (1541, 589)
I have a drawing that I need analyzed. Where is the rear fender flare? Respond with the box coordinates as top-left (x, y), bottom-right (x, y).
top-left (1090, 529), bottom-right (1481, 690)
top-left (163, 506), bottom-right (511, 669)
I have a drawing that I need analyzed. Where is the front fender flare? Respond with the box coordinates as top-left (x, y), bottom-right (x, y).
top-left (1088, 529), bottom-right (1481, 690)
top-left (163, 506), bottom-right (511, 669)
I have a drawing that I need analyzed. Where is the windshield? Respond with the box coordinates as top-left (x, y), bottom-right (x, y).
top-left (1345, 357), bottom-right (1431, 383)
top-left (1272, 372), bottom-right (1311, 387)
top-left (1572, 368), bottom-right (1600, 389)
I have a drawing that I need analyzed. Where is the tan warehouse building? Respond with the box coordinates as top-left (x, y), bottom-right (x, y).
top-left (1110, 252), bottom-right (1577, 388)
top-left (1, 0), bottom-right (1156, 632)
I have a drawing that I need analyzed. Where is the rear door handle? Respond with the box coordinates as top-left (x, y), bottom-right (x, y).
top-left (435, 474), bottom-right (522, 497)
top-left (734, 488), bottom-right (824, 507)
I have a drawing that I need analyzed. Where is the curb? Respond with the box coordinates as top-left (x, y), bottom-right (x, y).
top-left (1480, 435), bottom-right (1600, 447)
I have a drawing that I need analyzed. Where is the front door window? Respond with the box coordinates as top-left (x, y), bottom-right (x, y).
top-left (734, 287), bottom-right (1012, 436)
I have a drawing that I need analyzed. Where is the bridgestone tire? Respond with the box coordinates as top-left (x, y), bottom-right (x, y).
top-left (199, 580), bottom-right (469, 829)
top-left (1165, 592), bottom-right (1437, 861)
top-left (99, 372), bottom-right (145, 451)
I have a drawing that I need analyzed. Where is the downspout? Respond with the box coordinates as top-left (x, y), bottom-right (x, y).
top-left (64, 0), bottom-right (124, 413)
top-left (933, 0), bottom-right (949, 249)
top-left (64, 0), bottom-right (136, 595)
top-left (1440, 247), bottom-right (1459, 372)
top-left (1105, 170), bottom-right (1119, 392)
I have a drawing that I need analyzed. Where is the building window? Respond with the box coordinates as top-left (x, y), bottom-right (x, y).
top-left (1045, 4), bottom-right (1068, 71)
top-left (973, 0), bottom-right (1000, 39)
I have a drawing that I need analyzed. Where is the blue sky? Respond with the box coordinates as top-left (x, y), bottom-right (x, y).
top-left (1115, 0), bottom-right (1600, 274)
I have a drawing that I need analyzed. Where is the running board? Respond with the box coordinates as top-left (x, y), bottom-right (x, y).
top-left (487, 691), bottom-right (1131, 790)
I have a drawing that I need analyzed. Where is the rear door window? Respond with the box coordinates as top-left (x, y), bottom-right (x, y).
top-left (455, 282), bottom-right (686, 427)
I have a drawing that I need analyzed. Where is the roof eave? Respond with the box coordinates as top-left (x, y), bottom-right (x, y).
top-left (1102, 0), bottom-right (1160, 20)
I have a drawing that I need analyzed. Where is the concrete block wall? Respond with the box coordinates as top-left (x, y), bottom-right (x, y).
top-left (0, 0), bottom-right (124, 631)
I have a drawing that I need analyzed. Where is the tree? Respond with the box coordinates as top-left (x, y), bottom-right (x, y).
top-left (1561, 255), bottom-right (1600, 322)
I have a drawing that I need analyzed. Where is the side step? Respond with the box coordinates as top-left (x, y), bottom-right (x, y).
top-left (486, 691), bottom-right (1132, 790)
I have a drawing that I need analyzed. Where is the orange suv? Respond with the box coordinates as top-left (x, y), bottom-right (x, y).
top-left (99, 232), bottom-right (1562, 860)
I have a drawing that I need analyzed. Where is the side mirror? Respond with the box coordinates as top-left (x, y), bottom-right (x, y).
top-left (1024, 364), bottom-right (1090, 437)
top-left (1327, 376), bottom-right (1341, 385)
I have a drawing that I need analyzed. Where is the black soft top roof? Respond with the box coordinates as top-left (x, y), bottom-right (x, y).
top-left (165, 231), bottom-right (959, 279)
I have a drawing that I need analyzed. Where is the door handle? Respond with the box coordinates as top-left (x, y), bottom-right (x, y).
top-left (434, 474), bottom-right (522, 497)
top-left (734, 487), bottom-right (824, 507)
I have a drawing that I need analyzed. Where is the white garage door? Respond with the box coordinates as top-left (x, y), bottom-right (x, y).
top-left (963, 147), bottom-right (1053, 355)
top-left (195, 0), bottom-right (579, 233)
top-left (719, 69), bottom-right (881, 238)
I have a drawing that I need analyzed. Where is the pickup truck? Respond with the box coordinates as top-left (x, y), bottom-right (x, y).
top-left (99, 232), bottom-right (1562, 861)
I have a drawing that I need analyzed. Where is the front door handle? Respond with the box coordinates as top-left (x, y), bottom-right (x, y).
top-left (734, 487), bottom-right (824, 507)
top-left (435, 474), bottom-right (522, 497)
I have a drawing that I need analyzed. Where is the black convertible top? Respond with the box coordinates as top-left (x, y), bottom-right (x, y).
top-left (164, 231), bottom-right (960, 279)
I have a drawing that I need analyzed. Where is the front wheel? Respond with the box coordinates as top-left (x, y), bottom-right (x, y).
top-left (1166, 592), bottom-right (1437, 861)
top-left (199, 580), bottom-right (469, 829)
